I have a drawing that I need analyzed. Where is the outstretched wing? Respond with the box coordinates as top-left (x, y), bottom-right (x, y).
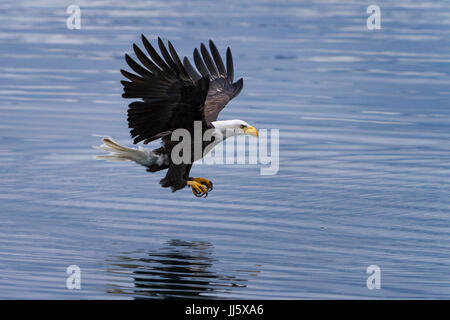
top-left (183, 40), bottom-right (243, 123)
top-left (121, 35), bottom-right (210, 144)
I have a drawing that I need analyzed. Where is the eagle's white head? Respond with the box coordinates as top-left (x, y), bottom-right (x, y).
top-left (211, 119), bottom-right (258, 138)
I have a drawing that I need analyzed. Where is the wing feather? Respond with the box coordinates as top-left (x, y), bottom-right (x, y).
top-left (226, 47), bottom-right (234, 82)
top-left (121, 36), bottom-right (209, 144)
top-left (120, 69), bottom-right (146, 84)
top-left (184, 41), bottom-right (243, 122)
top-left (124, 54), bottom-right (153, 78)
top-left (133, 43), bottom-right (162, 75)
top-left (193, 48), bottom-right (210, 77)
top-left (141, 34), bottom-right (171, 71)
top-left (183, 57), bottom-right (202, 81)
top-left (157, 37), bottom-right (179, 71)
top-left (200, 43), bottom-right (219, 77)
top-left (209, 40), bottom-right (226, 76)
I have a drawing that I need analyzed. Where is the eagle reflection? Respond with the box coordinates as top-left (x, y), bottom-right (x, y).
top-left (106, 240), bottom-right (257, 299)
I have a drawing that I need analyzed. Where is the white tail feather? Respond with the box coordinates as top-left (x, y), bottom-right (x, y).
top-left (93, 137), bottom-right (167, 167)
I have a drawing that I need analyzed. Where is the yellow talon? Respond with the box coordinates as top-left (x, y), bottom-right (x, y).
top-left (187, 180), bottom-right (208, 197)
top-left (192, 177), bottom-right (213, 192)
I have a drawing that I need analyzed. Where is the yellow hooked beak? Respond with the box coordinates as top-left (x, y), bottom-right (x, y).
top-left (243, 125), bottom-right (258, 137)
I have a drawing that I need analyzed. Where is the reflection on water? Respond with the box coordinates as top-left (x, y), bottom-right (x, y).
top-left (106, 240), bottom-right (258, 299)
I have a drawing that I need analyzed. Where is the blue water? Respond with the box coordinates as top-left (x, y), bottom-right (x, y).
top-left (0, 0), bottom-right (449, 299)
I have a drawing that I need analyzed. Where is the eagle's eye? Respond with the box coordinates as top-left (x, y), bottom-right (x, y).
top-left (240, 125), bottom-right (246, 129)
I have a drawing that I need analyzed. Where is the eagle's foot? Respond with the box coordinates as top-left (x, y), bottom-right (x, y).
top-left (192, 177), bottom-right (213, 192)
top-left (187, 180), bottom-right (208, 198)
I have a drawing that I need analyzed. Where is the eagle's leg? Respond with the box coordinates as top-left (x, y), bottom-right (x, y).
top-left (190, 177), bottom-right (213, 192)
top-left (187, 180), bottom-right (208, 198)
top-left (183, 166), bottom-right (212, 197)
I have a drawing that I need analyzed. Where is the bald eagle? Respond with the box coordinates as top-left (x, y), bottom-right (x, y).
top-left (95, 35), bottom-right (258, 197)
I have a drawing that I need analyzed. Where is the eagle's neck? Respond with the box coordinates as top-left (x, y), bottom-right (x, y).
top-left (202, 120), bottom-right (237, 155)
top-left (211, 120), bottom-right (241, 138)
